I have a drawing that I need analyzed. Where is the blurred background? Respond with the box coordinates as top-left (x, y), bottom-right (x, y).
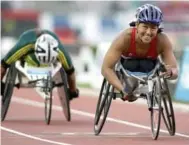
top-left (1, 1), bottom-right (189, 103)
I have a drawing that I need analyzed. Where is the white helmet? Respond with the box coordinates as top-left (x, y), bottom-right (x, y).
top-left (35, 34), bottom-right (59, 65)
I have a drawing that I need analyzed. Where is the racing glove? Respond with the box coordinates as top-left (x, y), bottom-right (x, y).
top-left (121, 85), bottom-right (138, 102)
top-left (68, 88), bottom-right (79, 100)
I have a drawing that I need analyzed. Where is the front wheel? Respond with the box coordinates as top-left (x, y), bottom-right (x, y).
top-left (150, 77), bottom-right (162, 140)
top-left (44, 76), bottom-right (53, 125)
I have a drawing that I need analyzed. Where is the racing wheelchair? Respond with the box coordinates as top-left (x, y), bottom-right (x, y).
top-left (94, 58), bottom-right (175, 140)
top-left (1, 60), bottom-right (71, 125)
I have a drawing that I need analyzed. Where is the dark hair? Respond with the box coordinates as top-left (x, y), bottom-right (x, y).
top-left (129, 21), bottom-right (136, 27)
top-left (129, 21), bottom-right (163, 33)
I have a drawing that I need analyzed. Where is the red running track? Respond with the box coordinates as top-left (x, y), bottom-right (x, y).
top-left (1, 88), bottom-right (189, 145)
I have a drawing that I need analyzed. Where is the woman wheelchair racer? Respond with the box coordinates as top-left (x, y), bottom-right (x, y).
top-left (101, 4), bottom-right (178, 102)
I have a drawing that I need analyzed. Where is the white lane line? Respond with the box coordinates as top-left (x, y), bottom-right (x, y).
top-left (1, 127), bottom-right (73, 145)
top-left (72, 110), bottom-right (189, 138)
top-left (10, 97), bottom-right (189, 138)
top-left (59, 132), bottom-right (176, 138)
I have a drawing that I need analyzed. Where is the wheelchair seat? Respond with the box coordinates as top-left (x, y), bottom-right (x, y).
top-left (124, 69), bottom-right (155, 78)
top-left (116, 58), bottom-right (162, 81)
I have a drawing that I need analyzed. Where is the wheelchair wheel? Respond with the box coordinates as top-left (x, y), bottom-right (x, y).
top-left (150, 77), bottom-right (162, 140)
top-left (94, 78), bottom-right (113, 135)
top-left (1, 63), bottom-right (17, 121)
top-left (57, 68), bottom-right (71, 121)
top-left (44, 75), bottom-right (53, 125)
top-left (161, 78), bottom-right (175, 136)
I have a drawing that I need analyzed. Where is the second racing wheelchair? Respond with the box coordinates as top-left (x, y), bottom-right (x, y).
top-left (1, 60), bottom-right (71, 125)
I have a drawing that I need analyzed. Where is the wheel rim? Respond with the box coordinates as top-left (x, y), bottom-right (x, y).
top-left (95, 80), bottom-right (109, 125)
top-left (160, 78), bottom-right (175, 135)
top-left (151, 79), bottom-right (162, 140)
top-left (94, 80), bottom-right (112, 135)
top-left (58, 68), bottom-right (71, 121)
top-left (161, 94), bottom-right (175, 135)
top-left (1, 64), bottom-right (17, 121)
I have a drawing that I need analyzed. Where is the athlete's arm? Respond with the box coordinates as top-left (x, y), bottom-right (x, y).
top-left (159, 33), bottom-right (178, 79)
top-left (55, 38), bottom-right (77, 92)
top-left (1, 30), bottom-right (36, 67)
top-left (101, 29), bottom-right (130, 91)
top-left (1, 30), bottom-right (36, 80)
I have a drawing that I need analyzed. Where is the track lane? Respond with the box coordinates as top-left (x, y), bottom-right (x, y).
top-left (1, 88), bottom-right (189, 145)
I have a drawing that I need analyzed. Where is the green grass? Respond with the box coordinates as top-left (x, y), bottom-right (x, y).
top-left (77, 83), bottom-right (92, 88)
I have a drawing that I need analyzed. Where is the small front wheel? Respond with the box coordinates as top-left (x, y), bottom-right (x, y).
top-left (44, 76), bottom-right (53, 125)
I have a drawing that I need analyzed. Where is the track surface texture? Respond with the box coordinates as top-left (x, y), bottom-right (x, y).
top-left (1, 88), bottom-right (189, 145)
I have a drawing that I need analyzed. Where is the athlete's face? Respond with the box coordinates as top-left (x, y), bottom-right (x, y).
top-left (136, 23), bottom-right (158, 44)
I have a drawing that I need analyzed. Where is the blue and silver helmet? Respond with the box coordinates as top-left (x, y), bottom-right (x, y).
top-left (136, 4), bottom-right (163, 26)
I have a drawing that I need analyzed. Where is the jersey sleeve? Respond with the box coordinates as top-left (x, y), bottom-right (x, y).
top-left (2, 30), bottom-right (36, 67)
top-left (57, 43), bottom-right (74, 71)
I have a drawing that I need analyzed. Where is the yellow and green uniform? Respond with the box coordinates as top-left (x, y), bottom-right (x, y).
top-left (1, 29), bottom-right (74, 74)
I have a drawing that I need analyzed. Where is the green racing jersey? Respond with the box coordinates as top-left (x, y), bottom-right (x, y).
top-left (2, 29), bottom-right (74, 72)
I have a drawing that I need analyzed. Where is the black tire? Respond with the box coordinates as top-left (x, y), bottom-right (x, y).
top-left (160, 78), bottom-right (176, 136)
top-left (150, 77), bottom-right (162, 140)
top-left (94, 78), bottom-right (112, 135)
top-left (57, 68), bottom-right (71, 121)
top-left (44, 75), bottom-right (53, 125)
top-left (1, 63), bottom-right (17, 121)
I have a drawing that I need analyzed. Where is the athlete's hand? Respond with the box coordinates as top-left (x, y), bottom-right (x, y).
top-left (121, 88), bottom-right (137, 102)
top-left (120, 87), bottom-right (129, 101)
top-left (160, 65), bottom-right (172, 78)
top-left (160, 65), bottom-right (178, 79)
top-left (68, 88), bottom-right (79, 100)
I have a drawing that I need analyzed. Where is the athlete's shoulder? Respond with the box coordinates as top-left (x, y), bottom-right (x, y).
top-left (118, 27), bottom-right (133, 44)
top-left (116, 27), bottom-right (132, 40)
top-left (157, 32), bottom-right (170, 45)
top-left (111, 27), bottom-right (132, 51)
top-left (125, 27), bottom-right (133, 38)
top-left (125, 27), bottom-right (133, 34)
top-left (156, 32), bottom-right (172, 54)
top-left (120, 27), bottom-right (132, 36)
